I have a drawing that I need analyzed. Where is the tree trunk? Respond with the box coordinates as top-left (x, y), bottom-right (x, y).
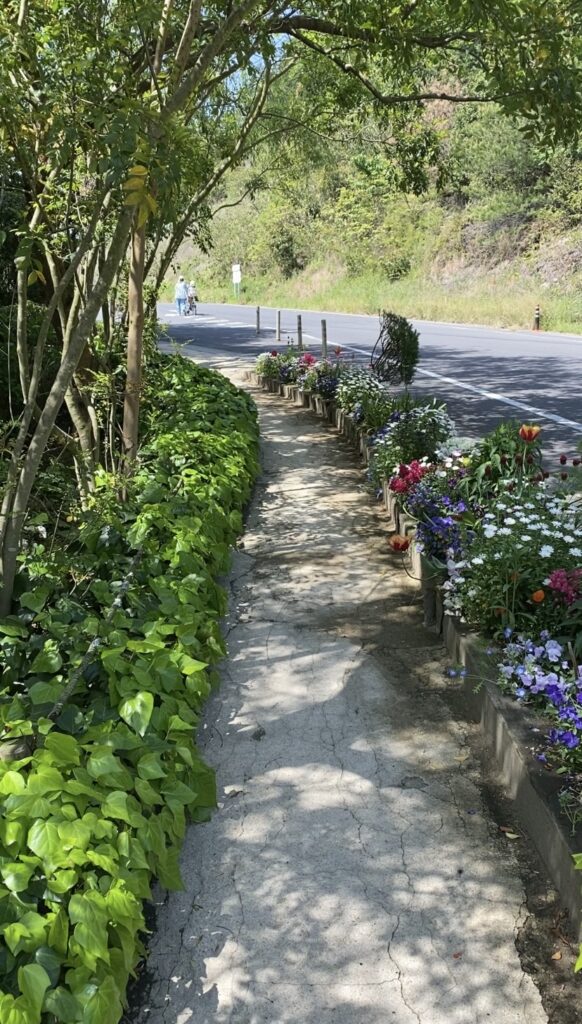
top-left (121, 219), bottom-right (146, 469)
top-left (0, 207), bottom-right (133, 616)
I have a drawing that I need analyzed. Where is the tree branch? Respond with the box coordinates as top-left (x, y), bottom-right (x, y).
top-left (291, 31), bottom-right (496, 106)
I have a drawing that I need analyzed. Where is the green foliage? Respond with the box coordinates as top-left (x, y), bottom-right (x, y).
top-left (368, 403), bottom-right (456, 486)
top-left (459, 420), bottom-right (544, 500)
top-left (0, 355), bottom-right (259, 1023)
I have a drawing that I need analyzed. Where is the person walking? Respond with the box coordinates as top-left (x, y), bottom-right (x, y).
top-left (174, 276), bottom-right (188, 316)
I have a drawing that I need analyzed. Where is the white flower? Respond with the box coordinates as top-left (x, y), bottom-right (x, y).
top-left (570, 547), bottom-right (582, 557)
top-left (471, 556), bottom-right (484, 565)
top-left (521, 535), bottom-right (532, 542)
top-left (505, 517), bottom-right (516, 525)
top-left (564, 535), bottom-right (575, 543)
top-left (498, 527), bottom-right (512, 535)
top-left (484, 513), bottom-right (496, 520)
top-left (483, 525), bottom-right (497, 538)
top-left (539, 545), bottom-right (554, 558)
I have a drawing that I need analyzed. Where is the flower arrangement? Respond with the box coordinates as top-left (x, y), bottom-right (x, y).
top-left (368, 403), bottom-right (455, 487)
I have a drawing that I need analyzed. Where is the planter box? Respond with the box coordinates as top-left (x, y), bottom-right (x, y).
top-left (283, 384), bottom-right (296, 400)
top-left (443, 616), bottom-right (582, 937)
top-left (335, 407), bottom-right (345, 432)
top-left (314, 395), bottom-right (327, 416)
top-left (294, 388), bottom-right (306, 408)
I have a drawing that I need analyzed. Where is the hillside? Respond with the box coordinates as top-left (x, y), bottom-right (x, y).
top-left (176, 104), bottom-right (582, 333)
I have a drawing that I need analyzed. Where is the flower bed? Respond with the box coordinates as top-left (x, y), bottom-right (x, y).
top-left (250, 351), bottom-right (582, 956)
top-left (0, 356), bottom-right (259, 1023)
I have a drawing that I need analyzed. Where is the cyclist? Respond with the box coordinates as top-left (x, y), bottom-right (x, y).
top-left (186, 280), bottom-right (197, 315)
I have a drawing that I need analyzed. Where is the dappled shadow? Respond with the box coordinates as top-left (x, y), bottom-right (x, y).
top-left (133, 389), bottom-right (545, 1024)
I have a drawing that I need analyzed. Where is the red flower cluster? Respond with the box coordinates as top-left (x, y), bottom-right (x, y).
top-left (300, 353), bottom-right (317, 366)
top-left (389, 460), bottom-right (430, 495)
top-left (547, 568), bottom-right (582, 606)
top-left (270, 350), bottom-right (278, 357)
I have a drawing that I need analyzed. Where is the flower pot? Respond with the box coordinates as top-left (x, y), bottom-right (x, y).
top-left (295, 388), bottom-right (306, 407)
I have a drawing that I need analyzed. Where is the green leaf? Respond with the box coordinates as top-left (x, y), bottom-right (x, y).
top-left (1, 862), bottom-right (34, 893)
top-left (27, 819), bottom-right (64, 870)
top-left (43, 987), bottom-right (83, 1022)
top-left (19, 588), bottom-right (51, 613)
top-left (28, 681), bottom-right (62, 705)
top-left (47, 869), bottom-right (78, 894)
top-left (119, 691), bottom-right (154, 737)
top-left (34, 945), bottom-right (63, 987)
top-left (47, 910), bottom-right (69, 956)
top-left (0, 620), bottom-right (28, 637)
top-left (78, 975), bottom-right (122, 1024)
top-left (58, 819), bottom-right (92, 851)
top-left (179, 655), bottom-right (207, 676)
top-left (29, 641), bottom-right (62, 675)
top-left (0, 770), bottom-right (26, 795)
top-left (43, 733), bottom-right (80, 765)
top-left (137, 753), bottom-right (166, 780)
top-left (87, 748), bottom-right (123, 778)
top-left (18, 963), bottom-right (51, 1014)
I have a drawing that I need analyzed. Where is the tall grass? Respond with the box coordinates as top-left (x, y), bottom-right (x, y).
top-left (191, 267), bottom-right (582, 335)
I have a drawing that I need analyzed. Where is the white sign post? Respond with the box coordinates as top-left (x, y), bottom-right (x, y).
top-left (232, 263), bottom-right (241, 298)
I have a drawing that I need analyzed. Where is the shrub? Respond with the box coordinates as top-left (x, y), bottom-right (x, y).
top-left (0, 355), bottom-right (259, 1024)
top-left (371, 311), bottom-right (419, 389)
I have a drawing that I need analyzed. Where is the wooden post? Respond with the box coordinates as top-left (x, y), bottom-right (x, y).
top-left (534, 304), bottom-right (541, 331)
top-left (256, 305), bottom-right (260, 336)
top-left (276, 309), bottom-right (281, 342)
top-left (321, 319), bottom-right (327, 359)
top-left (297, 314), bottom-right (303, 351)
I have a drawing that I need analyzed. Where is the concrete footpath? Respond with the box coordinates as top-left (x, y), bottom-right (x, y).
top-left (135, 374), bottom-right (548, 1024)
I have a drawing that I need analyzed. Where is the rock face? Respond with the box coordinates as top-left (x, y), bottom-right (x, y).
top-left (133, 378), bottom-right (547, 1024)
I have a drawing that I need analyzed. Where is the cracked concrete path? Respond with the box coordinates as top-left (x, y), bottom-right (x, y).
top-left (135, 378), bottom-right (547, 1024)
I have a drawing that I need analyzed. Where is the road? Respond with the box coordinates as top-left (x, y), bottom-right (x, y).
top-left (158, 301), bottom-right (582, 458)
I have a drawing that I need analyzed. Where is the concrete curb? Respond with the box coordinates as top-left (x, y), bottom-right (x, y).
top-left (244, 370), bottom-right (582, 937)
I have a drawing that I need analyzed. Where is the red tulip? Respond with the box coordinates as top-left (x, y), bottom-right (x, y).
top-left (389, 535), bottom-right (410, 552)
top-left (519, 424), bottom-right (541, 442)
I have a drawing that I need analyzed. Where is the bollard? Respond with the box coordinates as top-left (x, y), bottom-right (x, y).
top-left (534, 304), bottom-right (541, 331)
top-left (256, 306), bottom-right (260, 336)
top-left (321, 319), bottom-right (328, 359)
top-left (276, 309), bottom-right (281, 342)
top-left (297, 314), bottom-right (303, 351)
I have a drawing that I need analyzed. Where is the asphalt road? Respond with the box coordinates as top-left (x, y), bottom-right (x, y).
top-left (158, 300), bottom-right (582, 459)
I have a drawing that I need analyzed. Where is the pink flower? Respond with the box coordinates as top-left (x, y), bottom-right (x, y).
top-left (547, 568), bottom-right (582, 606)
top-left (300, 353), bottom-right (316, 366)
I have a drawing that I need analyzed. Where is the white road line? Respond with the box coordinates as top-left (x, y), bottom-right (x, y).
top-left (333, 343), bottom-right (582, 433)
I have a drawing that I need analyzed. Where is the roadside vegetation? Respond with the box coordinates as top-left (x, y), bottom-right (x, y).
top-left (2, 2), bottom-right (582, 1020)
top-left (188, 103), bottom-right (582, 333)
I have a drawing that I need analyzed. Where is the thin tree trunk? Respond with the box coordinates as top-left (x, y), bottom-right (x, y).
top-left (121, 219), bottom-right (146, 469)
top-left (0, 207), bottom-right (133, 615)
